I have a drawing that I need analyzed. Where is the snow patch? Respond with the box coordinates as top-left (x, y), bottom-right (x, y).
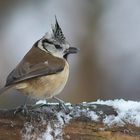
top-left (87, 111), bottom-right (99, 121)
top-left (36, 100), bottom-right (46, 105)
top-left (42, 123), bottom-right (53, 140)
top-left (42, 111), bottom-right (72, 140)
top-left (36, 100), bottom-right (71, 106)
top-left (89, 99), bottom-right (140, 127)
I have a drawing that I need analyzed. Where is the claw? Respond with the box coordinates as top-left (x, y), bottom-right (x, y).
top-left (53, 97), bottom-right (70, 114)
top-left (14, 104), bottom-right (29, 115)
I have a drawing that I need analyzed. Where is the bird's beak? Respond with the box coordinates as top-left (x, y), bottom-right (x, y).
top-left (65, 47), bottom-right (79, 54)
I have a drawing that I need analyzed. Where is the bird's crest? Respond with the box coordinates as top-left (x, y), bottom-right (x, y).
top-left (52, 16), bottom-right (66, 43)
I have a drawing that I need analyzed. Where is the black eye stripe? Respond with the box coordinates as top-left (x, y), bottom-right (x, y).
top-left (42, 38), bottom-right (62, 50)
top-left (41, 40), bottom-right (49, 51)
top-left (42, 39), bottom-right (53, 45)
top-left (42, 45), bottom-right (48, 51)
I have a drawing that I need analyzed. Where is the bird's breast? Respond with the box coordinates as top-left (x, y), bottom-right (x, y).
top-left (15, 61), bottom-right (69, 99)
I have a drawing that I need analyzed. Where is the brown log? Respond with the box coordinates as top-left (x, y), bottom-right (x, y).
top-left (0, 103), bottom-right (139, 140)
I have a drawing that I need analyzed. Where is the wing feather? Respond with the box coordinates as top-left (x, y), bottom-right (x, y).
top-left (5, 46), bottom-right (65, 86)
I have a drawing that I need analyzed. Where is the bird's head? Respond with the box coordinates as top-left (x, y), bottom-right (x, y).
top-left (37, 17), bottom-right (78, 59)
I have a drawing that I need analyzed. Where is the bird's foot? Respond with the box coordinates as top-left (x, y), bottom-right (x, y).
top-left (14, 104), bottom-right (29, 115)
top-left (53, 97), bottom-right (70, 114)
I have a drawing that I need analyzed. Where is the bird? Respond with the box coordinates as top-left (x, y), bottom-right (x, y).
top-left (0, 17), bottom-right (78, 110)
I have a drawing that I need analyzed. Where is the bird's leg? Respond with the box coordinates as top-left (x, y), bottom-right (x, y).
top-left (53, 97), bottom-right (65, 103)
top-left (46, 99), bottom-right (49, 104)
top-left (53, 97), bottom-right (70, 113)
top-left (14, 97), bottom-right (29, 115)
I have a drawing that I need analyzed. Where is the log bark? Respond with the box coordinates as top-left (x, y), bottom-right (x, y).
top-left (0, 102), bottom-right (139, 140)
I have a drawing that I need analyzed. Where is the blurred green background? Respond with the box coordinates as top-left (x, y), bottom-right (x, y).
top-left (0, 0), bottom-right (140, 108)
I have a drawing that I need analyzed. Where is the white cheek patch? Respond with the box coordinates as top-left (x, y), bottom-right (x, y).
top-left (63, 44), bottom-right (70, 49)
top-left (37, 40), bottom-right (64, 58)
top-left (52, 51), bottom-right (64, 58)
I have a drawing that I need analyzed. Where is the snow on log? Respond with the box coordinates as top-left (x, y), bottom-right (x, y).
top-left (0, 99), bottom-right (140, 140)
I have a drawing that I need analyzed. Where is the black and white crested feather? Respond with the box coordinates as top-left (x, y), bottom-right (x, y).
top-left (52, 16), bottom-right (66, 43)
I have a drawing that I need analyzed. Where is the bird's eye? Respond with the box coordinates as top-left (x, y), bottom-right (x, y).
top-left (55, 44), bottom-right (62, 49)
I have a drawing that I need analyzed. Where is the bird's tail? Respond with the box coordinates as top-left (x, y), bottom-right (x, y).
top-left (0, 86), bottom-right (13, 95)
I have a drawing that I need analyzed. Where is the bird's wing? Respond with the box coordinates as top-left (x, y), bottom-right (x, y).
top-left (5, 46), bottom-right (65, 86)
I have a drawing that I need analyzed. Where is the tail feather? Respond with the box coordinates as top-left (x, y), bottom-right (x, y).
top-left (0, 86), bottom-right (13, 95)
